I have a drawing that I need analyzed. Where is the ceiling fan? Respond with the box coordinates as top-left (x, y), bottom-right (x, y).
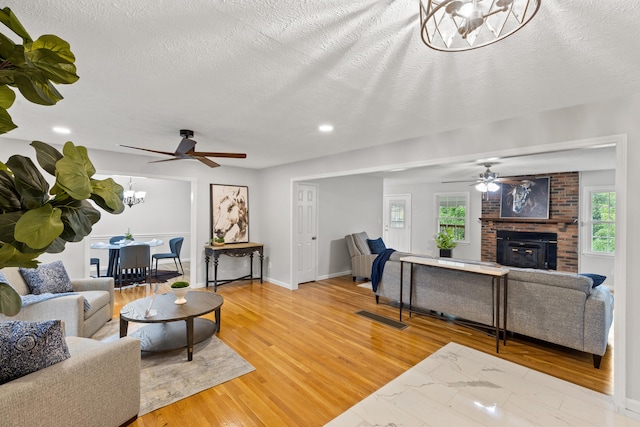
top-left (119, 129), bottom-right (246, 168)
top-left (443, 163), bottom-right (521, 192)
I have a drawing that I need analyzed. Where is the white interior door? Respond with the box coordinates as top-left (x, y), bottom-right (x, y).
top-left (383, 194), bottom-right (411, 252)
top-left (296, 183), bottom-right (318, 284)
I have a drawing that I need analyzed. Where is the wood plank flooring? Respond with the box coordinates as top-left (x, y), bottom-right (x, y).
top-left (115, 273), bottom-right (613, 426)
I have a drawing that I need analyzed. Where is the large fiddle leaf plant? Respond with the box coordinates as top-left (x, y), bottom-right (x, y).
top-left (0, 7), bottom-right (79, 134)
top-left (0, 8), bottom-right (124, 316)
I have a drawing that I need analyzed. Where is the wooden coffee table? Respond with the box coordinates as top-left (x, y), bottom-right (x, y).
top-left (120, 291), bottom-right (223, 361)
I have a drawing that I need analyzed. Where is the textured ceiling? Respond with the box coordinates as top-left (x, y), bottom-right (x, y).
top-left (1, 0), bottom-right (638, 169)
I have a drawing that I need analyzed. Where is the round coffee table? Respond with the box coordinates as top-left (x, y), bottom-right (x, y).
top-left (120, 291), bottom-right (223, 361)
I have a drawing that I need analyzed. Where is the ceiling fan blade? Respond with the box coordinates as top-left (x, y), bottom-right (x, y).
top-left (148, 157), bottom-right (182, 164)
top-left (175, 138), bottom-right (197, 156)
top-left (119, 144), bottom-right (175, 156)
top-left (195, 156), bottom-right (220, 168)
top-left (189, 151), bottom-right (247, 159)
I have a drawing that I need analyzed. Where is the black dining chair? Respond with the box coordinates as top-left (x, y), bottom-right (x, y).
top-left (117, 244), bottom-right (151, 290)
top-left (152, 237), bottom-right (184, 279)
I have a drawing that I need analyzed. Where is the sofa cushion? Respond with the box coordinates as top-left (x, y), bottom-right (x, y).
top-left (0, 268), bottom-right (29, 295)
top-left (508, 267), bottom-right (592, 295)
top-left (367, 237), bottom-right (387, 254)
top-left (81, 290), bottom-right (111, 319)
top-left (0, 320), bottom-right (70, 385)
top-left (19, 261), bottom-right (73, 295)
top-left (579, 273), bottom-right (607, 288)
top-left (353, 232), bottom-right (372, 255)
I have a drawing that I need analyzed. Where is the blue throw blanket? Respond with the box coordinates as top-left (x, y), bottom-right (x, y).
top-left (21, 292), bottom-right (91, 311)
top-left (371, 249), bottom-right (395, 292)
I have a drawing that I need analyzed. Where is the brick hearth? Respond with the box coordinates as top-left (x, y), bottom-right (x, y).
top-left (480, 172), bottom-right (579, 272)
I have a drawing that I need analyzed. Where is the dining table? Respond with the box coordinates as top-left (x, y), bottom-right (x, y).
top-left (90, 239), bottom-right (164, 278)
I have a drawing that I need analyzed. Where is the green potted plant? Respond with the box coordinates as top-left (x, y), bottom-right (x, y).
top-left (0, 8), bottom-right (125, 316)
top-left (435, 228), bottom-right (457, 258)
top-left (124, 228), bottom-right (133, 242)
top-left (170, 281), bottom-right (189, 304)
top-left (211, 236), bottom-right (224, 246)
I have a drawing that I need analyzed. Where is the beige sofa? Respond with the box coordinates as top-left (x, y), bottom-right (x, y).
top-left (0, 335), bottom-right (140, 427)
top-left (345, 232), bottom-right (378, 281)
top-left (375, 253), bottom-right (614, 368)
top-left (0, 267), bottom-right (114, 337)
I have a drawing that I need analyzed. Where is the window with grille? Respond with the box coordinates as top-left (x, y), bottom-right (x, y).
top-left (588, 189), bottom-right (615, 254)
top-left (436, 193), bottom-right (468, 242)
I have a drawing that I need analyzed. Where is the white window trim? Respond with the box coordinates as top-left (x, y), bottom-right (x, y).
top-left (434, 192), bottom-right (470, 245)
top-left (582, 185), bottom-right (615, 257)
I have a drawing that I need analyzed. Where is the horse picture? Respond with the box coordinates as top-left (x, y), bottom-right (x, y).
top-left (499, 177), bottom-right (550, 219)
top-left (210, 184), bottom-right (249, 243)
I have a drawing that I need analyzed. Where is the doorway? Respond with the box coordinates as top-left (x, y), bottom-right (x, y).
top-left (295, 183), bottom-right (318, 285)
top-left (383, 194), bottom-right (411, 252)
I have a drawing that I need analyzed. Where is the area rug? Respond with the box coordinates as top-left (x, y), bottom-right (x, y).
top-left (152, 269), bottom-right (184, 283)
top-left (92, 320), bottom-right (255, 416)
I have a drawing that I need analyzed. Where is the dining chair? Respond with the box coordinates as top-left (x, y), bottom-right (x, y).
top-left (152, 237), bottom-right (184, 279)
top-left (90, 257), bottom-right (100, 277)
top-left (117, 244), bottom-right (151, 290)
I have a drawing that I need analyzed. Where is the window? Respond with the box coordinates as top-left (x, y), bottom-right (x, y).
top-left (436, 193), bottom-right (469, 242)
top-left (389, 201), bottom-right (406, 229)
top-left (589, 190), bottom-right (615, 254)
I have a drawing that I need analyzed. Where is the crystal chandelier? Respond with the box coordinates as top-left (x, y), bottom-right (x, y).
top-left (123, 178), bottom-right (146, 208)
top-left (420, 0), bottom-right (540, 52)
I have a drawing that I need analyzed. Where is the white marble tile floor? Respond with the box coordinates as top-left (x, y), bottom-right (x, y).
top-left (326, 342), bottom-right (639, 427)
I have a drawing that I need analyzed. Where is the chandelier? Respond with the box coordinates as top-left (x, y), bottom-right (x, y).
top-left (420, 0), bottom-right (540, 52)
top-left (123, 178), bottom-right (146, 208)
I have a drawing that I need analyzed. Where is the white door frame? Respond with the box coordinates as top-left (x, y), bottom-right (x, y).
top-left (292, 182), bottom-right (319, 288)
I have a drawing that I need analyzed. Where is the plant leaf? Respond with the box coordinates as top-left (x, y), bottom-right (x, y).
top-left (0, 242), bottom-right (40, 269)
top-left (13, 72), bottom-right (62, 106)
top-left (0, 106), bottom-right (17, 134)
top-left (57, 199), bottom-right (100, 242)
top-left (72, 144), bottom-right (96, 177)
top-left (0, 211), bottom-right (21, 242)
top-left (0, 84), bottom-right (16, 109)
top-left (14, 203), bottom-right (63, 249)
top-left (0, 7), bottom-right (33, 43)
top-left (55, 145), bottom-right (92, 200)
top-left (44, 237), bottom-right (66, 254)
top-left (5, 154), bottom-right (49, 209)
top-left (0, 281), bottom-right (22, 316)
top-left (91, 177), bottom-right (125, 214)
top-left (30, 140), bottom-right (63, 176)
top-left (0, 170), bottom-right (21, 211)
top-left (25, 35), bottom-right (78, 84)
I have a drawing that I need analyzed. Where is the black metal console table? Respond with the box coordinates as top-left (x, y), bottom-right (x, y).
top-left (399, 256), bottom-right (509, 353)
top-left (204, 242), bottom-right (264, 291)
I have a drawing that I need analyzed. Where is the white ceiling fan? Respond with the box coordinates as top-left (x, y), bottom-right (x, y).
top-left (443, 163), bottom-right (522, 192)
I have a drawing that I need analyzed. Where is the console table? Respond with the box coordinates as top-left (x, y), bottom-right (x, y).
top-left (204, 242), bottom-right (264, 291)
top-left (399, 256), bottom-right (509, 353)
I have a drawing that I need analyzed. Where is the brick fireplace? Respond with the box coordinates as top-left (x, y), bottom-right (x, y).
top-left (480, 172), bottom-right (579, 272)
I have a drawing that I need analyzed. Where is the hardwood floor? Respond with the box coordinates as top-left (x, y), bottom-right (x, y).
top-left (115, 271), bottom-right (613, 426)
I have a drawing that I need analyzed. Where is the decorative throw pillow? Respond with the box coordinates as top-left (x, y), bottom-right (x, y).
top-left (0, 320), bottom-right (70, 385)
top-left (367, 237), bottom-right (387, 254)
top-left (19, 261), bottom-right (73, 295)
top-left (579, 273), bottom-right (607, 288)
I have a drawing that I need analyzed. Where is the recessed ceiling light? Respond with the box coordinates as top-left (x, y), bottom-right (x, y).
top-left (318, 124), bottom-right (333, 133)
top-left (53, 126), bottom-right (71, 134)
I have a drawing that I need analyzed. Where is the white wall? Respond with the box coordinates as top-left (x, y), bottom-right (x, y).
top-left (384, 182), bottom-right (483, 259)
top-left (311, 175), bottom-right (383, 280)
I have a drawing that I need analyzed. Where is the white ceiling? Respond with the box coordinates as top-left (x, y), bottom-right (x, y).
top-left (1, 1), bottom-right (638, 171)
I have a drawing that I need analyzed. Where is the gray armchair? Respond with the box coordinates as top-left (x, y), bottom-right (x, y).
top-left (0, 267), bottom-right (114, 338)
top-left (345, 232), bottom-right (378, 281)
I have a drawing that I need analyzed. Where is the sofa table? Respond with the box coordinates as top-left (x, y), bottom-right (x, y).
top-left (120, 291), bottom-right (223, 361)
top-left (204, 242), bottom-right (264, 291)
top-left (399, 256), bottom-right (509, 353)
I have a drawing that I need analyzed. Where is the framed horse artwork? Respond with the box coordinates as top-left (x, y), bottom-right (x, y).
top-left (210, 184), bottom-right (249, 244)
top-left (499, 177), bottom-right (550, 219)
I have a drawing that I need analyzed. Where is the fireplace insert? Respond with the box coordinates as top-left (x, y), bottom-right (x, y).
top-left (496, 230), bottom-right (557, 270)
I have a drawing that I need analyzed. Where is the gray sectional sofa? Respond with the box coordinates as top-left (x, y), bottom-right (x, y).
top-left (374, 252), bottom-right (614, 368)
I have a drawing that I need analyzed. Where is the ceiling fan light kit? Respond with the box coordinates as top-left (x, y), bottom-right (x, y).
top-left (120, 129), bottom-right (246, 168)
top-left (420, 0), bottom-right (541, 52)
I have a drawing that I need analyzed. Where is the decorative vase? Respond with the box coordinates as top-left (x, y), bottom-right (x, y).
top-left (212, 241), bottom-right (224, 247)
top-left (171, 287), bottom-right (189, 304)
